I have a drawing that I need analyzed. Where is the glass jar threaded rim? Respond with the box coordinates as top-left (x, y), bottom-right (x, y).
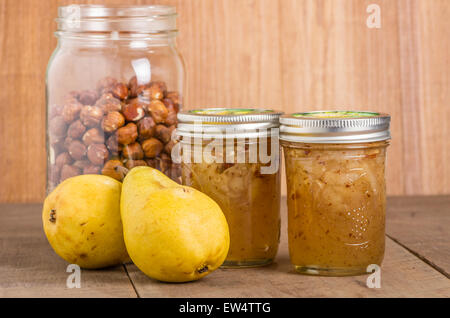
top-left (56, 5), bottom-right (178, 36)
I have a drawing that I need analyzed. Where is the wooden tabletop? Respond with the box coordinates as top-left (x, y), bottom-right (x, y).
top-left (0, 196), bottom-right (449, 298)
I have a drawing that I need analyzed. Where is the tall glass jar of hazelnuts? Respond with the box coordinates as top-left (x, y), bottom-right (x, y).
top-left (46, 5), bottom-right (185, 193)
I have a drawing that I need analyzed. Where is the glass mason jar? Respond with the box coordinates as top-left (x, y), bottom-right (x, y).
top-left (176, 109), bottom-right (283, 267)
top-left (280, 111), bottom-right (391, 276)
top-left (46, 5), bottom-right (185, 193)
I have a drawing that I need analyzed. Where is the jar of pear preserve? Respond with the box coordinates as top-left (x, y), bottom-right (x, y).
top-left (280, 111), bottom-right (391, 276)
top-left (46, 5), bottom-right (185, 193)
top-left (177, 108), bottom-right (283, 267)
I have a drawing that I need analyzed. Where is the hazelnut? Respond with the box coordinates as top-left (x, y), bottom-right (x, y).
top-left (147, 100), bottom-right (168, 123)
top-left (128, 76), bottom-right (138, 97)
top-left (68, 140), bottom-right (87, 160)
top-left (78, 89), bottom-right (99, 105)
top-left (122, 142), bottom-right (144, 160)
top-left (87, 144), bottom-right (109, 165)
top-left (64, 137), bottom-right (74, 151)
top-left (97, 76), bottom-right (118, 95)
top-left (170, 163), bottom-right (182, 182)
top-left (162, 98), bottom-right (177, 113)
top-left (137, 117), bottom-right (156, 139)
top-left (102, 159), bottom-right (126, 181)
top-left (80, 106), bottom-right (104, 127)
top-left (112, 82), bottom-right (129, 100)
top-left (143, 81), bottom-right (167, 100)
top-left (49, 115), bottom-right (67, 137)
top-left (62, 101), bottom-right (82, 123)
top-left (122, 102), bottom-right (146, 122)
top-left (128, 76), bottom-right (147, 98)
top-left (73, 160), bottom-right (91, 170)
top-left (49, 104), bottom-right (64, 119)
top-left (165, 110), bottom-right (177, 126)
top-left (164, 140), bottom-right (177, 156)
top-left (157, 153), bottom-right (171, 173)
top-left (84, 165), bottom-right (101, 175)
top-left (67, 120), bottom-right (86, 139)
top-left (55, 152), bottom-right (73, 169)
top-left (117, 123), bottom-right (138, 145)
top-left (60, 164), bottom-right (81, 181)
top-left (126, 97), bottom-right (138, 105)
top-left (51, 78), bottom-right (181, 183)
top-left (166, 91), bottom-right (180, 106)
top-left (155, 124), bottom-right (172, 144)
top-left (102, 111), bottom-right (125, 133)
top-left (82, 128), bottom-right (105, 146)
top-left (125, 159), bottom-right (147, 169)
top-left (145, 158), bottom-right (159, 169)
top-left (106, 133), bottom-right (123, 154)
top-left (142, 138), bottom-right (163, 158)
top-left (168, 125), bottom-right (176, 135)
top-left (95, 93), bottom-right (123, 113)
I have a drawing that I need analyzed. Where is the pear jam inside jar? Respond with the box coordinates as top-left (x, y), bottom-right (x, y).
top-left (176, 108), bottom-right (283, 267)
top-left (280, 111), bottom-right (391, 276)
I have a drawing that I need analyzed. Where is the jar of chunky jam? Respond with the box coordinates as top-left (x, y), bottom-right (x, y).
top-left (280, 111), bottom-right (391, 276)
top-left (176, 108), bottom-right (283, 267)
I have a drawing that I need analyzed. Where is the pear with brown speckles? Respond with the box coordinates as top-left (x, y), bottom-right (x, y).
top-left (121, 167), bottom-right (230, 282)
top-left (42, 174), bottom-right (129, 269)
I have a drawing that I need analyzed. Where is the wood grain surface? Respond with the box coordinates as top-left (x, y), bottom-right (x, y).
top-left (386, 195), bottom-right (450, 278)
top-left (0, 204), bottom-right (136, 298)
top-left (0, 0), bottom-right (449, 202)
top-left (1, 196), bottom-right (449, 298)
top-left (125, 239), bottom-right (449, 298)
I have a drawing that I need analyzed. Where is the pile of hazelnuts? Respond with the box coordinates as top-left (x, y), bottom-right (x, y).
top-left (48, 76), bottom-right (181, 188)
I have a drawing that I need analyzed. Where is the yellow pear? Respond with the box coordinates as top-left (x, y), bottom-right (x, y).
top-left (121, 167), bottom-right (230, 282)
top-left (43, 174), bottom-right (129, 269)
top-left (120, 166), bottom-right (179, 217)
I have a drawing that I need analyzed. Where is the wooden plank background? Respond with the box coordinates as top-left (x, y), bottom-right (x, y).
top-left (0, 0), bottom-right (449, 203)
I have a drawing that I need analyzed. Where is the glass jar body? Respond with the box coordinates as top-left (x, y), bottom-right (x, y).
top-left (282, 140), bottom-right (389, 276)
top-left (180, 138), bottom-right (281, 267)
top-left (46, 35), bottom-right (184, 193)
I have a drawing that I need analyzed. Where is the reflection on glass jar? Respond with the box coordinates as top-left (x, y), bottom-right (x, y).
top-left (177, 108), bottom-right (283, 267)
top-left (46, 5), bottom-right (185, 193)
top-left (280, 111), bottom-right (391, 276)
